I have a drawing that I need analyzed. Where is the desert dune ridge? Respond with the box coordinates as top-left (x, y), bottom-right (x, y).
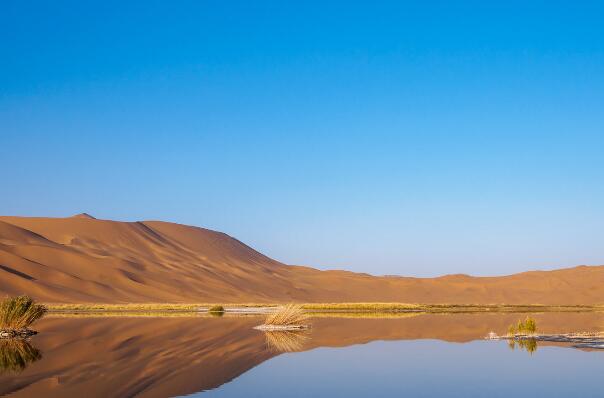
top-left (1, 214), bottom-right (603, 305)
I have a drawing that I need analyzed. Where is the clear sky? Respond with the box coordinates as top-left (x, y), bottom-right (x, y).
top-left (1, 1), bottom-right (603, 277)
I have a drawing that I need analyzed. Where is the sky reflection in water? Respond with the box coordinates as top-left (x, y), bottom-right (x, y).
top-left (1, 312), bottom-right (604, 397)
top-left (199, 339), bottom-right (602, 398)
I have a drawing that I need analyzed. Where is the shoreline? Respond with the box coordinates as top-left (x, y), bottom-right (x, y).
top-left (44, 303), bottom-right (604, 314)
top-left (489, 332), bottom-right (604, 349)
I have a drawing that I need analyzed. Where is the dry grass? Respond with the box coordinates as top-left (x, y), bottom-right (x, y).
top-left (301, 303), bottom-right (604, 313)
top-left (419, 304), bottom-right (590, 313)
top-left (264, 330), bottom-right (309, 352)
top-left (310, 312), bottom-right (421, 319)
top-left (47, 303), bottom-right (205, 311)
top-left (45, 303), bottom-right (279, 312)
top-left (301, 303), bottom-right (421, 311)
top-left (0, 339), bottom-right (42, 374)
top-left (43, 302), bottom-right (604, 314)
top-left (563, 331), bottom-right (604, 337)
top-left (0, 296), bottom-right (47, 330)
top-left (263, 304), bottom-right (309, 327)
top-left (45, 312), bottom-right (207, 318)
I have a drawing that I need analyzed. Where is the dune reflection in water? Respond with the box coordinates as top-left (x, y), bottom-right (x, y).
top-left (1, 311), bottom-right (604, 397)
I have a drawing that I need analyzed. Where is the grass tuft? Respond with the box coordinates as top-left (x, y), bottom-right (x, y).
top-left (208, 305), bottom-right (225, 313)
top-left (0, 296), bottom-right (47, 330)
top-left (263, 304), bottom-right (308, 327)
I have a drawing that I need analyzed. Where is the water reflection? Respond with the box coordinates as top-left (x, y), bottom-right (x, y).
top-left (0, 339), bottom-right (42, 374)
top-left (508, 338), bottom-right (538, 354)
top-left (0, 311), bottom-right (603, 397)
top-left (263, 330), bottom-right (310, 352)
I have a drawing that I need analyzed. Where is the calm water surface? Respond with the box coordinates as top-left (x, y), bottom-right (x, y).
top-left (1, 312), bottom-right (603, 397)
top-left (200, 339), bottom-right (603, 398)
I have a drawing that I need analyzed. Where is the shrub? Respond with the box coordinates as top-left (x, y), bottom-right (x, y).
top-left (524, 316), bottom-right (537, 333)
top-left (517, 319), bottom-right (525, 333)
top-left (508, 316), bottom-right (537, 336)
top-left (0, 296), bottom-right (47, 330)
top-left (208, 305), bottom-right (225, 313)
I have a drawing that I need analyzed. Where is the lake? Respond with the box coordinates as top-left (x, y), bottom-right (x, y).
top-left (1, 312), bottom-right (603, 397)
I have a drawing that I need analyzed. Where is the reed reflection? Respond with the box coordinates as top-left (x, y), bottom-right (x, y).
top-left (507, 338), bottom-right (538, 354)
top-left (263, 330), bottom-right (311, 353)
top-left (0, 339), bottom-right (42, 374)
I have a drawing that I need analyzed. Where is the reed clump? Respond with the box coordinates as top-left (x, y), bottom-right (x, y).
top-left (264, 304), bottom-right (308, 327)
top-left (256, 304), bottom-right (309, 330)
top-left (0, 296), bottom-right (47, 331)
top-left (507, 316), bottom-right (537, 336)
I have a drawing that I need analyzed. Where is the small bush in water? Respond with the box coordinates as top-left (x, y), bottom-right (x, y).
top-left (524, 317), bottom-right (537, 333)
top-left (208, 305), bottom-right (225, 313)
top-left (508, 316), bottom-right (537, 335)
top-left (0, 296), bottom-right (47, 330)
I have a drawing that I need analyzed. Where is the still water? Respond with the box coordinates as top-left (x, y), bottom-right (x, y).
top-left (1, 312), bottom-right (603, 397)
top-left (201, 339), bottom-right (602, 398)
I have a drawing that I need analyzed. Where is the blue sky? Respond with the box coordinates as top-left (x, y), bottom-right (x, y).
top-left (1, 1), bottom-right (603, 276)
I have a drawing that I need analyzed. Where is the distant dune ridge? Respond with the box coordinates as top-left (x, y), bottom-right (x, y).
top-left (0, 214), bottom-right (602, 304)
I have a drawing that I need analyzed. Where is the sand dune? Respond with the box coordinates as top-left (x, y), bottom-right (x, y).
top-left (0, 215), bottom-right (603, 304)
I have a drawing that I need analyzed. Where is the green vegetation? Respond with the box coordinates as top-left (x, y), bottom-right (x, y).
top-left (0, 296), bottom-right (47, 330)
top-left (509, 338), bottom-right (538, 354)
top-left (208, 305), bottom-right (225, 313)
top-left (519, 338), bottom-right (538, 354)
top-left (263, 304), bottom-right (308, 327)
top-left (507, 316), bottom-right (537, 335)
top-left (208, 305), bottom-right (225, 316)
top-left (0, 339), bottom-right (42, 374)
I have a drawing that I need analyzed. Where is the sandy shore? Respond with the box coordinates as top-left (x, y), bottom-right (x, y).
top-left (491, 333), bottom-right (604, 349)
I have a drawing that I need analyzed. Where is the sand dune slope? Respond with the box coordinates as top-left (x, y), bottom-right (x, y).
top-left (0, 215), bottom-right (602, 304)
